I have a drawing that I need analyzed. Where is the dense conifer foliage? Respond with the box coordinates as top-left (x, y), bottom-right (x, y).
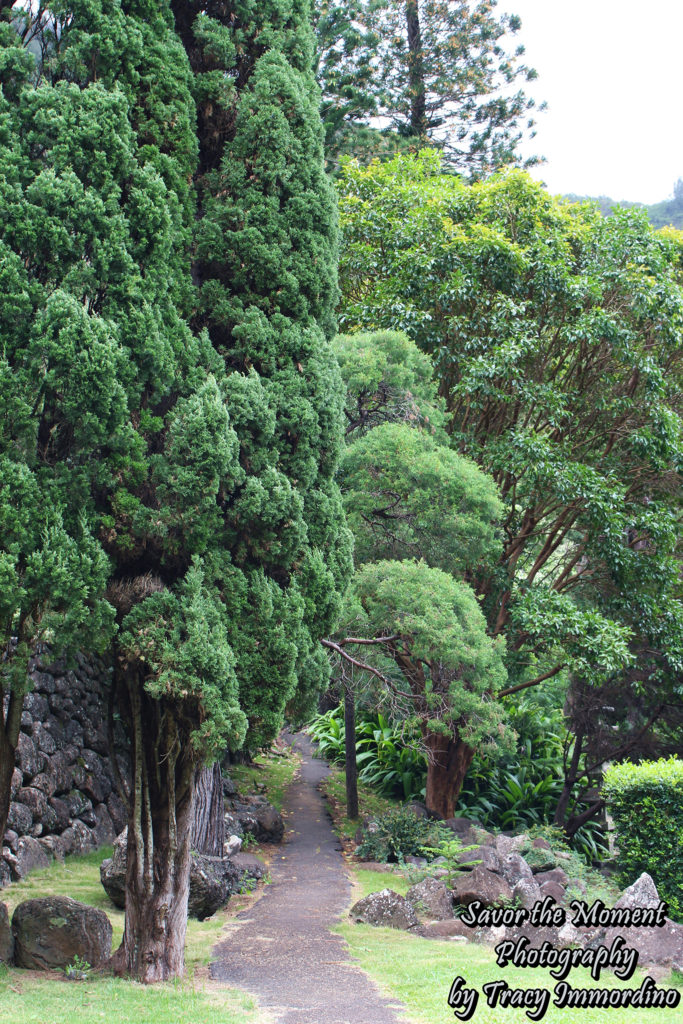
top-left (1, 0), bottom-right (349, 980)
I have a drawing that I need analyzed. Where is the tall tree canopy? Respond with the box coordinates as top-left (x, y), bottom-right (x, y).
top-left (1, 0), bottom-right (350, 980)
top-left (315, 0), bottom-right (541, 174)
top-left (337, 153), bottom-right (683, 822)
top-left (329, 332), bottom-right (508, 816)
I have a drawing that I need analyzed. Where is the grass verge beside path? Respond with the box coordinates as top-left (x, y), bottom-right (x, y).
top-left (0, 847), bottom-right (268, 1024)
top-left (0, 742), bottom-right (300, 1024)
top-left (319, 765), bottom-right (683, 1024)
top-left (337, 921), bottom-right (683, 1024)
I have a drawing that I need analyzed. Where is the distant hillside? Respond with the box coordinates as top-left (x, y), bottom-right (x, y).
top-left (564, 179), bottom-right (683, 230)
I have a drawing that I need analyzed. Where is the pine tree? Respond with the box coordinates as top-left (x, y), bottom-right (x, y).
top-left (315, 0), bottom-right (541, 176)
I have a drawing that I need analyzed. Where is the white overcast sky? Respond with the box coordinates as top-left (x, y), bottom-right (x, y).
top-left (508, 0), bottom-right (683, 203)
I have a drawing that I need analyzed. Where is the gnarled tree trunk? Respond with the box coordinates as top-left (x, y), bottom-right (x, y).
top-left (423, 729), bottom-right (475, 819)
top-left (110, 669), bottom-right (195, 982)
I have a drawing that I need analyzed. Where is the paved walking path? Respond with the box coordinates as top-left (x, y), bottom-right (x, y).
top-left (210, 733), bottom-right (406, 1024)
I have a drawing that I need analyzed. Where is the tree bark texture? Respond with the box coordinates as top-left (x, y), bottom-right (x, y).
top-left (110, 668), bottom-right (195, 982)
top-left (423, 729), bottom-right (475, 819)
top-left (192, 762), bottom-right (225, 857)
top-left (0, 683), bottom-right (22, 846)
top-left (405, 0), bottom-right (427, 138)
top-left (344, 684), bottom-right (359, 820)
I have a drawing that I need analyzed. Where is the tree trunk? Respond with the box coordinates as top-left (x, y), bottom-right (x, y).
top-left (0, 734), bottom-right (15, 847)
top-left (110, 669), bottom-right (195, 982)
top-left (0, 684), bottom-right (22, 846)
top-left (405, 0), bottom-right (427, 139)
top-left (344, 684), bottom-right (359, 820)
top-left (192, 762), bottom-right (225, 857)
top-left (553, 726), bottom-right (584, 829)
top-left (423, 729), bottom-right (475, 819)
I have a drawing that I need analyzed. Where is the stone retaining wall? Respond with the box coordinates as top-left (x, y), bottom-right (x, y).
top-left (1, 649), bottom-right (125, 888)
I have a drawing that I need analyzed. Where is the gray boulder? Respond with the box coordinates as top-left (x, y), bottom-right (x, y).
top-left (234, 801), bottom-right (284, 843)
top-left (452, 865), bottom-right (513, 907)
top-left (7, 801), bottom-right (33, 837)
top-left (601, 873), bottom-right (683, 972)
top-left (91, 804), bottom-right (116, 847)
top-left (0, 902), bottom-right (13, 963)
top-left (12, 896), bottom-right (112, 969)
top-left (406, 877), bottom-right (454, 921)
top-left (512, 876), bottom-right (542, 910)
top-left (535, 867), bottom-right (568, 888)
top-left (539, 880), bottom-right (566, 904)
top-left (4, 836), bottom-right (50, 881)
top-left (350, 889), bottom-right (419, 930)
top-left (615, 871), bottom-right (660, 910)
top-left (189, 852), bottom-right (241, 919)
top-left (15, 732), bottom-right (45, 779)
top-left (421, 919), bottom-right (471, 941)
top-left (499, 851), bottom-right (534, 887)
top-left (101, 830), bottom-right (241, 919)
top-left (457, 844), bottom-right (501, 873)
top-left (0, 860), bottom-right (11, 889)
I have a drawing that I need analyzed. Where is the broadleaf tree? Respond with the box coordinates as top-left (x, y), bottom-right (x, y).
top-left (328, 332), bottom-right (509, 817)
top-left (337, 152), bottom-right (683, 830)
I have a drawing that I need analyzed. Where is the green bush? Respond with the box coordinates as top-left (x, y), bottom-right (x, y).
top-left (603, 757), bottom-right (683, 920)
top-left (309, 701), bottom-right (608, 859)
top-left (355, 809), bottom-right (446, 864)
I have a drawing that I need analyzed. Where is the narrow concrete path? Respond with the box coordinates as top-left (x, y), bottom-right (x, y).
top-left (210, 733), bottom-right (406, 1024)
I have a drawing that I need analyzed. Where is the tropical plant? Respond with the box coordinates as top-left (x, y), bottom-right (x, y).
top-left (355, 807), bottom-right (446, 863)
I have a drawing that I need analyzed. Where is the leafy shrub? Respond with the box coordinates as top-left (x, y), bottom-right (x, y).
top-left (309, 698), bottom-right (607, 859)
top-left (355, 809), bottom-right (446, 863)
top-left (603, 757), bottom-right (683, 920)
top-left (308, 707), bottom-right (427, 800)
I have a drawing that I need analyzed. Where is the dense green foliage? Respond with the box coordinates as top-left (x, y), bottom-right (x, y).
top-left (329, 327), bottom-right (508, 815)
top-left (1, 0), bottom-right (350, 978)
top-left (604, 758), bottom-right (683, 920)
top-left (332, 329), bottom-right (446, 438)
top-left (354, 806), bottom-right (446, 863)
top-left (314, 0), bottom-right (541, 174)
top-left (309, 706), bottom-right (427, 800)
top-left (338, 152), bottom-right (683, 738)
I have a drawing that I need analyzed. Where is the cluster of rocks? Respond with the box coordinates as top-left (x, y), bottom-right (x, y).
top-left (1, 651), bottom-right (127, 889)
top-left (351, 817), bottom-right (683, 979)
top-left (97, 779), bottom-right (285, 921)
top-left (1, 895), bottom-right (112, 970)
top-left (223, 773), bottom-right (285, 846)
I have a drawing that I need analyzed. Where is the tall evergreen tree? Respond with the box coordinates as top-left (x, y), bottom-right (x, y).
top-left (315, 0), bottom-right (541, 174)
top-left (2, 0), bottom-right (349, 980)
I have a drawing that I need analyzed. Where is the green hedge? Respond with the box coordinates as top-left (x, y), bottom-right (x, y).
top-left (603, 757), bottom-right (683, 920)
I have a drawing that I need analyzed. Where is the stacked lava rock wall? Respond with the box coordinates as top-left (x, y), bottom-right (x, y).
top-left (1, 650), bottom-right (125, 887)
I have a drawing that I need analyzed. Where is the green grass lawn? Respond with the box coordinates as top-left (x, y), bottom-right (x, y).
top-left (337, 921), bottom-right (683, 1024)
top-left (0, 849), bottom-right (269, 1024)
